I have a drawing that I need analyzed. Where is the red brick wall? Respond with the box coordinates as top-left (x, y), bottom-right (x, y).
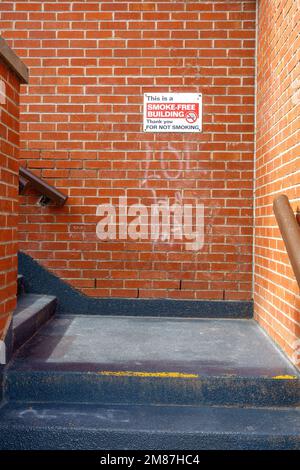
top-left (255, 0), bottom-right (300, 365)
top-left (1, 0), bottom-right (256, 301)
top-left (0, 60), bottom-right (20, 339)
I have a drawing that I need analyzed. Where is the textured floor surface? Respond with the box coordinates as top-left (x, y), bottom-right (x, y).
top-left (10, 315), bottom-right (299, 378)
top-left (1, 314), bottom-right (299, 450)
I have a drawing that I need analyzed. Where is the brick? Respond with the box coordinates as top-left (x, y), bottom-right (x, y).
top-left (0, 59), bottom-right (20, 340)
top-left (1, 1), bottom-right (257, 308)
top-left (254, 0), bottom-right (300, 366)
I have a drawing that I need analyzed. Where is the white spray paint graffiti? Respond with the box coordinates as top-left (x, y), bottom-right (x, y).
top-left (18, 407), bottom-right (130, 423)
top-left (140, 142), bottom-right (209, 251)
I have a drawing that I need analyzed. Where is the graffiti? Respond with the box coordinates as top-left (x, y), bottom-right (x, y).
top-left (139, 142), bottom-right (208, 250)
top-left (18, 407), bottom-right (130, 423)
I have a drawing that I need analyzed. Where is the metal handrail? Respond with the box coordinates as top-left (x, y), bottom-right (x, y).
top-left (19, 166), bottom-right (68, 207)
top-left (273, 194), bottom-right (300, 289)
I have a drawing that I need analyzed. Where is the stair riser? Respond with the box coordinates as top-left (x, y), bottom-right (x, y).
top-left (6, 372), bottom-right (300, 407)
top-left (0, 427), bottom-right (298, 450)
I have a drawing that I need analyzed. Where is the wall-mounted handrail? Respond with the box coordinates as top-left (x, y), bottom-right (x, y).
top-left (19, 175), bottom-right (30, 194)
top-left (19, 166), bottom-right (68, 207)
top-left (273, 194), bottom-right (300, 289)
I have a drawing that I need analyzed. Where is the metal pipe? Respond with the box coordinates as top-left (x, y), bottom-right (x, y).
top-left (273, 194), bottom-right (300, 289)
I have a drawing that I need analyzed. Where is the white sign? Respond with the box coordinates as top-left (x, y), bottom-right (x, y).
top-left (143, 92), bottom-right (202, 133)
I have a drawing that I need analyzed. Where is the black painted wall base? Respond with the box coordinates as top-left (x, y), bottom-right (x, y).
top-left (18, 252), bottom-right (253, 319)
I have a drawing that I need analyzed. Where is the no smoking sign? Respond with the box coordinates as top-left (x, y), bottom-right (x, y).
top-left (185, 111), bottom-right (198, 123)
top-left (143, 92), bottom-right (202, 133)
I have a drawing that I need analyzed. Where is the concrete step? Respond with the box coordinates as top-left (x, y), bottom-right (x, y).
top-left (0, 401), bottom-right (299, 450)
top-left (13, 294), bottom-right (57, 352)
top-left (5, 315), bottom-right (300, 407)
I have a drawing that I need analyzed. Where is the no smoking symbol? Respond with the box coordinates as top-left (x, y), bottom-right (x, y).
top-left (185, 110), bottom-right (198, 123)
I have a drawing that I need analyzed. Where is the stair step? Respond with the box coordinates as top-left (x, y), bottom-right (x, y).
top-left (6, 315), bottom-right (299, 407)
top-left (13, 294), bottom-right (57, 352)
top-left (0, 401), bottom-right (299, 450)
top-left (6, 369), bottom-right (299, 408)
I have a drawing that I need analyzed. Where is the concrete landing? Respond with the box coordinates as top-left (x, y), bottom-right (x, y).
top-left (6, 315), bottom-right (299, 408)
top-left (10, 315), bottom-right (298, 378)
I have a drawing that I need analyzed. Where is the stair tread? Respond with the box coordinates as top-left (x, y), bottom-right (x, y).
top-left (14, 294), bottom-right (56, 323)
top-left (0, 402), bottom-right (299, 450)
top-left (0, 401), bottom-right (299, 434)
top-left (12, 293), bottom-right (57, 354)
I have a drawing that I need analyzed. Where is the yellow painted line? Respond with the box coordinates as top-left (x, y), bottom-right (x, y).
top-left (97, 370), bottom-right (199, 379)
top-left (272, 375), bottom-right (298, 380)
